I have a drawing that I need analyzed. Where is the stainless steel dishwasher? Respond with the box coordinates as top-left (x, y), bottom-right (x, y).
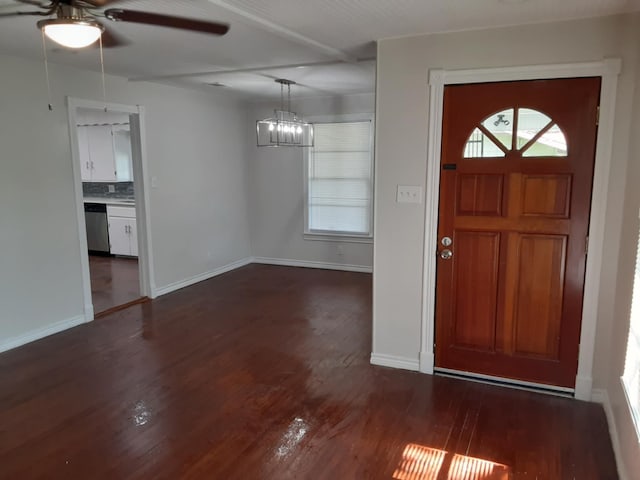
top-left (84, 203), bottom-right (110, 254)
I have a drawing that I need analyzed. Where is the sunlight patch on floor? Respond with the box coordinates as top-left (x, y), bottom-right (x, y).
top-left (393, 444), bottom-right (446, 480)
top-left (393, 443), bottom-right (511, 480)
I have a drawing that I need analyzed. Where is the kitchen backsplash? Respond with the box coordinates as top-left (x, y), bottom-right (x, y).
top-left (83, 181), bottom-right (135, 199)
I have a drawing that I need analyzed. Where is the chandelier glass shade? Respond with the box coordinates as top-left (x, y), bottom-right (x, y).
top-left (256, 79), bottom-right (313, 147)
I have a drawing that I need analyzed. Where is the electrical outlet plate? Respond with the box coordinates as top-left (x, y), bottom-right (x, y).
top-left (397, 185), bottom-right (423, 204)
top-left (108, 184), bottom-right (115, 193)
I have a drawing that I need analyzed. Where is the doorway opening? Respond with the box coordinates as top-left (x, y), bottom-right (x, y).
top-left (67, 98), bottom-right (154, 320)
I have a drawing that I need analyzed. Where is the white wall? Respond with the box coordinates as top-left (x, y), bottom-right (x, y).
top-left (248, 93), bottom-right (374, 270)
top-left (0, 52), bottom-right (252, 348)
top-left (374, 14), bottom-right (640, 478)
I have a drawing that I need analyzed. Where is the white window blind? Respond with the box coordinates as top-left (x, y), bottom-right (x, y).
top-left (623, 221), bottom-right (640, 437)
top-left (307, 121), bottom-right (373, 236)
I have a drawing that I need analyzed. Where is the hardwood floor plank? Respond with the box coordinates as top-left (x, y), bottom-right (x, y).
top-left (0, 265), bottom-right (618, 479)
top-left (89, 255), bottom-right (140, 314)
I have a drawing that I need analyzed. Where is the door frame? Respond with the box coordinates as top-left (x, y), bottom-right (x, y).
top-left (419, 59), bottom-right (621, 401)
top-left (66, 97), bottom-right (156, 321)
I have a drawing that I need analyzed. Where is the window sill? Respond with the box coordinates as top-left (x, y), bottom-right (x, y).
top-left (304, 232), bottom-right (373, 244)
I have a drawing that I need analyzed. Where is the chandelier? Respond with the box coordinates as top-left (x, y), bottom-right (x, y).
top-left (256, 79), bottom-right (314, 147)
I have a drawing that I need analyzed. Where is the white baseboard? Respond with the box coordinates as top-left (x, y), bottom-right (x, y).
top-left (370, 353), bottom-right (420, 372)
top-left (84, 303), bottom-right (94, 322)
top-left (153, 257), bottom-right (253, 297)
top-left (591, 388), bottom-right (628, 480)
top-left (419, 350), bottom-right (435, 374)
top-left (574, 375), bottom-right (593, 401)
top-left (252, 256), bottom-right (372, 273)
top-left (0, 315), bottom-right (87, 354)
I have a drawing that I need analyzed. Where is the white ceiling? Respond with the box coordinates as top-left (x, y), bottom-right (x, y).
top-left (0, 0), bottom-right (638, 100)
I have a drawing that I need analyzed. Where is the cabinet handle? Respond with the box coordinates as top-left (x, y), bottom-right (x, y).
top-left (86, 161), bottom-right (89, 169)
top-left (91, 161), bottom-right (94, 170)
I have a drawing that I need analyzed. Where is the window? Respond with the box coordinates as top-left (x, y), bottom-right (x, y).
top-left (623, 219), bottom-right (640, 438)
top-left (305, 119), bottom-right (373, 239)
top-left (463, 108), bottom-right (568, 158)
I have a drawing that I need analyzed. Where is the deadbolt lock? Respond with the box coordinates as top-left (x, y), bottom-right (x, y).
top-left (441, 236), bottom-right (452, 247)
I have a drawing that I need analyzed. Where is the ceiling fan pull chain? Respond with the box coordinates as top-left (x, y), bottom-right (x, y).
top-left (98, 34), bottom-right (107, 112)
top-left (40, 29), bottom-right (52, 111)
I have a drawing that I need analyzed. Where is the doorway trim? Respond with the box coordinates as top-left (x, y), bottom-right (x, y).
top-left (419, 59), bottom-right (621, 401)
top-left (66, 97), bottom-right (156, 322)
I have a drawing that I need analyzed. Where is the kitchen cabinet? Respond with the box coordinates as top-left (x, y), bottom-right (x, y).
top-left (77, 124), bottom-right (132, 182)
top-left (107, 205), bottom-right (137, 257)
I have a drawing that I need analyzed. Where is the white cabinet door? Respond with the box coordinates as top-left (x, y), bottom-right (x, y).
top-left (77, 126), bottom-right (93, 181)
top-left (108, 216), bottom-right (130, 256)
top-left (87, 125), bottom-right (116, 182)
top-left (112, 127), bottom-right (133, 182)
top-left (129, 218), bottom-right (138, 257)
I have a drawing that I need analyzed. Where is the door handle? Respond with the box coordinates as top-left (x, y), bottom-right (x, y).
top-left (439, 249), bottom-right (453, 260)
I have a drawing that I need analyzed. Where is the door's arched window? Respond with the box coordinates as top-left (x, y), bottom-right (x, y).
top-left (464, 108), bottom-right (568, 158)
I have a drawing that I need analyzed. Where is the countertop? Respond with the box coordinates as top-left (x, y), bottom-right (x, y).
top-left (83, 196), bottom-right (136, 206)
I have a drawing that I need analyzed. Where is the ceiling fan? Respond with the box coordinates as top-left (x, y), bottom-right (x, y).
top-left (0, 0), bottom-right (230, 49)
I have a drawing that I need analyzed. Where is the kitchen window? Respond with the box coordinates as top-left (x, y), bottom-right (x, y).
top-left (305, 117), bottom-right (374, 241)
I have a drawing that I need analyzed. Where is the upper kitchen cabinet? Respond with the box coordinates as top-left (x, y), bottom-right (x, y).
top-left (76, 108), bottom-right (133, 183)
top-left (112, 126), bottom-right (133, 182)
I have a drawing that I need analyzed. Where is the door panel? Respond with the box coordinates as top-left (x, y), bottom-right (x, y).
top-left (521, 174), bottom-right (572, 218)
top-left (435, 77), bottom-right (600, 388)
top-left (513, 234), bottom-right (566, 359)
top-left (456, 174), bottom-right (504, 216)
top-left (452, 231), bottom-right (500, 351)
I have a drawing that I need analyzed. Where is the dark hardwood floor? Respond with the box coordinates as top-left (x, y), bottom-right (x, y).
top-left (89, 254), bottom-right (140, 314)
top-left (0, 265), bottom-right (617, 479)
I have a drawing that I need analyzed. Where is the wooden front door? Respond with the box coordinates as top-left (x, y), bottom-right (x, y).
top-left (434, 78), bottom-right (600, 388)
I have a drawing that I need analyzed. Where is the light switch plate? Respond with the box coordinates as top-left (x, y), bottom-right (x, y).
top-left (397, 185), bottom-right (423, 204)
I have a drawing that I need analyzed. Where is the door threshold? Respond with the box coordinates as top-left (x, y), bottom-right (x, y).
top-left (95, 297), bottom-right (149, 319)
top-left (434, 367), bottom-right (575, 398)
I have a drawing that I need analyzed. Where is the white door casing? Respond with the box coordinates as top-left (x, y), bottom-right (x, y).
top-left (67, 97), bottom-right (156, 322)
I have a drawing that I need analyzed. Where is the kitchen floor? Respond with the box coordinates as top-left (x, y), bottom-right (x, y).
top-left (89, 254), bottom-right (140, 314)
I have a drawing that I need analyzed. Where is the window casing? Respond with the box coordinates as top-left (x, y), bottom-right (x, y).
top-left (305, 117), bottom-right (374, 241)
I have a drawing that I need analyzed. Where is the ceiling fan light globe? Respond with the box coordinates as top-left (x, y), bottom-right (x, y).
top-left (42, 23), bottom-right (103, 49)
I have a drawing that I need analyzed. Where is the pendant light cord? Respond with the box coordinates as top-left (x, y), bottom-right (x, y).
top-left (280, 81), bottom-right (284, 111)
top-left (40, 29), bottom-right (52, 111)
top-left (99, 35), bottom-right (107, 112)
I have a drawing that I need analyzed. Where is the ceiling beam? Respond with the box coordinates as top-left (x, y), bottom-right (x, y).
top-left (204, 0), bottom-right (357, 63)
top-left (128, 58), bottom-right (375, 83)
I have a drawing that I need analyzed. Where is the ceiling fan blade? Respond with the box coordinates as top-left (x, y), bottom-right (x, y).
top-left (104, 9), bottom-right (229, 36)
top-left (14, 0), bottom-right (50, 6)
top-left (78, 0), bottom-right (125, 6)
top-left (95, 24), bottom-right (129, 48)
top-left (0, 9), bottom-right (48, 17)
